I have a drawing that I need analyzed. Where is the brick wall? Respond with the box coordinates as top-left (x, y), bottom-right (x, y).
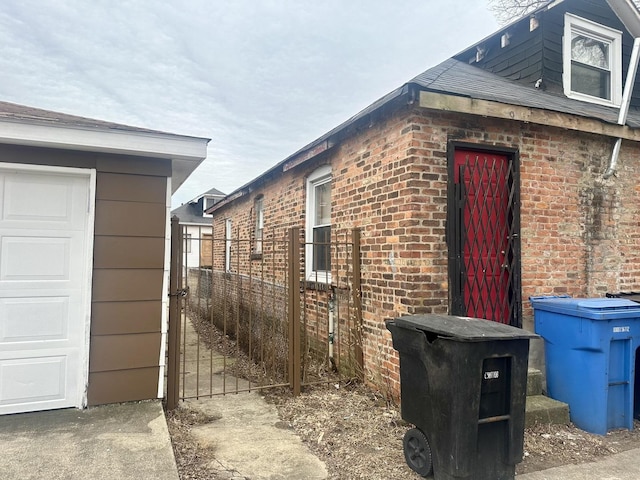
top-left (210, 102), bottom-right (640, 397)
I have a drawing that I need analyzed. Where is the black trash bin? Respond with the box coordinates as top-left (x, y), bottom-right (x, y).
top-left (386, 314), bottom-right (538, 480)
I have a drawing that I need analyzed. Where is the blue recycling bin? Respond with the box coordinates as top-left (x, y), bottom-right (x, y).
top-left (530, 296), bottom-right (640, 435)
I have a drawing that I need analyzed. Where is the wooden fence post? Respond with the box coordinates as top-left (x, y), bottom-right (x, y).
top-left (287, 227), bottom-right (301, 396)
top-left (351, 228), bottom-right (364, 378)
top-left (166, 216), bottom-right (182, 410)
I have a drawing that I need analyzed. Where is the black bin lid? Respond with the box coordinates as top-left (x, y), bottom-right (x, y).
top-left (606, 292), bottom-right (640, 303)
top-left (391, 314), bottom-right (539, 342)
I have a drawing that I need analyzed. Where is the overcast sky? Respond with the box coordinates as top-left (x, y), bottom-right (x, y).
top-left (0, 1), bottom-right (500, 207)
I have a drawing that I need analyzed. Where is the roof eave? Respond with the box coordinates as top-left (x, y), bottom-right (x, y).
top-left (418, 89), bottom-right (640, 141)
top-left (0, 119), bottom-right (210, 193)
top-left (210, 84), bottom-right (413, 213)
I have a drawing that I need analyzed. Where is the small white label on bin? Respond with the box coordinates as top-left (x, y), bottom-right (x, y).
top-left (613, 326), bottom-right (630, 333)
top-left (484, 371), bottom-right (499, 380)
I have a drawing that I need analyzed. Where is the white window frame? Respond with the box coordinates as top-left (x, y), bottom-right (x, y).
top-left (563, 13), bottom-right (622, 107)
top-left (305, 165), bottom-right (332, 283)
top-left (185, 233), bottom-right (192, 254)
top-left (202, 196), bottom-right (217, 218)
top-left (254, 196), bottom-right (264, 255)
top-left (225, 218), bottom-right (232, 272)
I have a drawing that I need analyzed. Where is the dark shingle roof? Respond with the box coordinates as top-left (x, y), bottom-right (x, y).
top-left (171, 202), bottom-right (209, 225)
top-left (411, 58), bottom-right (640, 128)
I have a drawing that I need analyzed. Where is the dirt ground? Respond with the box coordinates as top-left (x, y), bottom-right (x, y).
top-left (166, 383), bottom-right (640, 479)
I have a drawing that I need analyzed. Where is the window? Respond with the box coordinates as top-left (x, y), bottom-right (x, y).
top-left (205, 197), bottom-right (217, 211)
top-left (185, 233), bottom-right (192, 254)
top-left (225, 218), bottom-right (232, 272)
top-left (305, 165), bottom-right (332, 283)
top-left (254, 196), bottom-right (264, 254)
top-left (202, 196), bottom-right (218, 217)
top-left (563, 14), bottom-right (622, 107)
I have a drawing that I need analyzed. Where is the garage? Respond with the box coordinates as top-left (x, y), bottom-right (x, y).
top-left (0, 100), bottom-right (209, 414)
top-left (0, 165), bottom-right (93, 414)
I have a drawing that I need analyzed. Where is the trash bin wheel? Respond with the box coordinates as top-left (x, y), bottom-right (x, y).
top-left (403, 428), bottom-right (433, 477)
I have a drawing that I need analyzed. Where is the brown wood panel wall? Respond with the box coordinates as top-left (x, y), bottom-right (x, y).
top-left (89, 333), bottom-right (161, 372)
top-left (93, 237), bottom-right (165, 269)
top-left (89, 160), bottom-right (169, 406)
top-left (91, 301), bottom-right (161, 335)
top-left (87, 368), bottom-right (161, 405)
top-left (0, 145), bottom-right (170, 406)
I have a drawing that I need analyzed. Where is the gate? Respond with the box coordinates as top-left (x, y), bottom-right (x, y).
top-left (447, 145), bottom-right (522, 327)
top-left (166, 219), bottom-right (362, 408)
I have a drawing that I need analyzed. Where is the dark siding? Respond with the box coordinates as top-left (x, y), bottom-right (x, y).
top-left (455, 0), bottom-right (640, 108)
top-left (454, 13), bottom-right (544, 88)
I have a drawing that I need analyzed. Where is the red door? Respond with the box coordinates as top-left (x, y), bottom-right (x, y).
top-left (452, 149), bottom-right (513, 324)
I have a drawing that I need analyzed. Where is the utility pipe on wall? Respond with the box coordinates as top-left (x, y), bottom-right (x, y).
top-left (604, 37), bottom-right (640, 179)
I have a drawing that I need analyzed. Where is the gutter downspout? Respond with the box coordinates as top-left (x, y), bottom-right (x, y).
top-left (603, 37), bottom-right (640, 179)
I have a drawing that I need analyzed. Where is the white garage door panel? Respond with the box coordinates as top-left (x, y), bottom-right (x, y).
top-left (0, 167), bottom-right (92, 415)
top-left (0, 297), bottom-right (69, 343)
top-left (1, 237), bottom-right (71, 280)
top-left (0, 172), bottom-right (87, 230)
top-left (0, 356), bottom-right (69, 412)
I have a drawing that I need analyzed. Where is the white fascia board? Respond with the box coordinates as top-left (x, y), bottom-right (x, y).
top-left (0, 119), bottom-right (210, 193)
top-left (177, 221), bottom-right (213, 227)
top-left (608, 0), bottom-right (640, 38)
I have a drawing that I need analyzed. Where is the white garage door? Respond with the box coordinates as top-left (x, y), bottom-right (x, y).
top-left (0, 165), bottom-right (94, 415)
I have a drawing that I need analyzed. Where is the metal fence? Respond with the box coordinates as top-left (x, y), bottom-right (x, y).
top-left (166, 218), bottom-right (362, 407)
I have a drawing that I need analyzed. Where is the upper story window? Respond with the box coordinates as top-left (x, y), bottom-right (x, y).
top-left (563, 14), bottom-right (622, 107)
top-left (202, 196), bottom-right (218, 218)
top-left (305, 165), bottom-right (332, 283)
top-left (254, 196), bottom-right (264, 255)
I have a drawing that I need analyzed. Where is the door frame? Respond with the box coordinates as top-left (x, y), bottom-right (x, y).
top-left (0, 162), bottom-right (96, 410)
top-left (446, 141), bottom-right (522, 327)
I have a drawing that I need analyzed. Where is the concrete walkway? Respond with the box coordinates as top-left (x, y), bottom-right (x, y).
top-left (180, 316), bottom-right (328, 479)
top-left (187, 394), bottom-right (328, 479)
top-left (0, 400), bottom-right (178, 480)
top-left (516, 447), bottom-right (640, 479)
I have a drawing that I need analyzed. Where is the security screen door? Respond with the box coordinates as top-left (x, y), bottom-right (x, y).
top-left (447, 147), bottom-right (522, 327)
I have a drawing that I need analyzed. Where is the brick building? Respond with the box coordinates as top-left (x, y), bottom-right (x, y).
top-left (208, 0), bottom-right (640, 394)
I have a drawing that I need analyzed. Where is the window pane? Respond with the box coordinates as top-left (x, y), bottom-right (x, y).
top-left (313, 226), bottom-right (331, 272)
top-left (314, 182), bottom-right (331, 225)
top-left (572, 61), bottom-right (610, 99)
top-left (205, 197), bottom-right (216, 210)
top-left (254, 198), bottom-right (264, 254)
top-left (571, 34), bottom-right (609, 69)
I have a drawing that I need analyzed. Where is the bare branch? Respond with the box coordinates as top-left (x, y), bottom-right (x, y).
top-left (488, 0), bottom-right (640, 26)
top-left (488, 0), bottom-right (549, 25)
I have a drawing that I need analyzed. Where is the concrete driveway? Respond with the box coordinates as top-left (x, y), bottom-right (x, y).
top-left (0, 400), bottom-right (178, 480)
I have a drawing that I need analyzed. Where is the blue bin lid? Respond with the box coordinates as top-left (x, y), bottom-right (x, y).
top-left (529, 296), bottom-right (640, 320)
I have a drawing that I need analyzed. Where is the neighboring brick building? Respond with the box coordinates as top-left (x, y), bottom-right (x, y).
top-left (208, 0), bottom-right (640, 394)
